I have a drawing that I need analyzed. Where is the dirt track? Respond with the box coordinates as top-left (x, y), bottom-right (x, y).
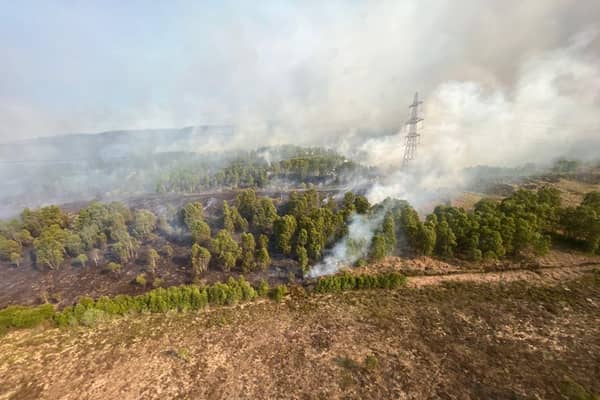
top-left (407, 264), bottom-right (598, 288)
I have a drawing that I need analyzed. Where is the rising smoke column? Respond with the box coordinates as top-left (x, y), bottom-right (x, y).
top-left (308, 211), bottom-right (385, 278)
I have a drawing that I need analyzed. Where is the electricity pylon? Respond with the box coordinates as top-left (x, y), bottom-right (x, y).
top-left (402, 92), bottom-right (424, 168)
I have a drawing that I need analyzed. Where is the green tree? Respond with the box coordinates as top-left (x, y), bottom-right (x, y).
top-left (76, 253), bottom-right (88, 268)
top-left (182, 202), bottom-right (204, 229)
top-left (9, 252), bottom-right (22, 267)
top-left (105, 262), bottom-right (122, 273)
top-left (369, 233), bottom-right (387, 261)
top-left (240, 233), bottom-right (257, 272)
top-left (231, 207), bottom-right (249, 232)
top-left (190, 219), bottom-right (211, 243)
top-left (273, 215), bottom-right (297, 256)
top-left (256, 234), bottom-right (271, 271)
top-left (354, 195), bottom-right (371, 214)
top-left (65, 232), bottom-right (84, 256)
top-left (133, 209), bottom-right (157, 239)
top-left (0, 237), bottom-right (22, 261)
top-left (211, 230), bottom-right (241, 272)
top-left (191, 243), bottom-right (211, 280)
top-left (111, 230), bottom-right (139, 263)
top-left (414, 221), bottom-right (436, 256)
top-left (382, 211), bottom-right (396, 255)
top-left (21, 205), bottom-right (68, 237)
top-left (222, 200), bottom-right (235, 232)
top-left (253, 197), bottom-right (278, 233)
top-left (296, 245), bottom-right (309, 273)
top-left (434, 220), bottom-right (457, 258)
top-left (33, 224), bottom-right (68, 269)
top-left (236, 189), bottom-right (257, 222)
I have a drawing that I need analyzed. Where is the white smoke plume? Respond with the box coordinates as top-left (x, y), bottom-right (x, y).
top-left (308, 212), bottom-right (384, 278)
top-left (308, 28), bottom-right (600, 277)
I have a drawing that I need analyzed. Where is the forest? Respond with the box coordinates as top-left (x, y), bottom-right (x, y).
top-left (1, 186), bottom-right (599, 286)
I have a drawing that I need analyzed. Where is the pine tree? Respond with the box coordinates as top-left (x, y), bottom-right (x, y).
top-left (241, 233), bottom-right (256, 272)
top-left (256, 234), bottom-right (271, 271)
top-left (191, 243), bottom-right (211, 280)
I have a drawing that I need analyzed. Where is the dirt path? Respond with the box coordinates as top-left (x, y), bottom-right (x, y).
top-left (407, 263), bottom-right (599, 288)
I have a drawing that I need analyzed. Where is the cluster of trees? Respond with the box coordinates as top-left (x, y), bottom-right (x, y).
top-left (560, 192), bottom-right (600, 253)
top-left (366, 188), bottom-right (600, 262)
top-left (0, 202), bottom-right (161, 271)
top-left (183, 189), bottom-right (369, 276)
top-left (2, 185), bottom-right (599, 284)
top-left (155, 147), bottom-right (371, 193)
top-left (272, 191), bottom-right (371, 273)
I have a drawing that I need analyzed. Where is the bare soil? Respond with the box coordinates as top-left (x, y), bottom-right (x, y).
top-left (0, 266), bottom-right (598, 400)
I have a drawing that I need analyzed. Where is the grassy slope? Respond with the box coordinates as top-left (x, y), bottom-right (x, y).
top-left (0, 271), bottom-right (599, 400)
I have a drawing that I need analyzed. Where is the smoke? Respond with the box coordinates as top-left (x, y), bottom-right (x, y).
top-left (308, 212), bottom-right (384, 278)
top-left (308, 26), bottom-right (600, 277)
top-left (357, 28), bottom-right (600, 202)
top-left (2, 1), bottom-right (599, 145)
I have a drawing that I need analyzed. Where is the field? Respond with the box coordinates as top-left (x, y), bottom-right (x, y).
top-left (1, 265), bottom-right (598, 400)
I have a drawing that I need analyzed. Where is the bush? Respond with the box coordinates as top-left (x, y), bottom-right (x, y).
top-left (0, 304), bottom-right (55, 335)
top-left (80, 308), bottom-right (108, 327)
top-left (134, 273), bottom-right (147, 286)
top-left (270, 285), bottom-right (288, 302)
top-left (257, 279), bottom-right (270, 297)
top-left (105, 262), bottom-right (122, 273)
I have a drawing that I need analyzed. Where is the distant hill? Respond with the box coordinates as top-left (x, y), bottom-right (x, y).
top-left (0, 126), bottom-right (236, 163)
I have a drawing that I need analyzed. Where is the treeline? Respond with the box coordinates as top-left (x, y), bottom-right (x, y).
top-left (0, 187), bottom-right (372, 284)
top-left (2, 186), bottom-right (599, 279)
top-left (0, 271), bottom-right (406, 335)
top-left (156, 147), bottom-right (371, 193)
top-left (365, 188), bottom-right (600, 262)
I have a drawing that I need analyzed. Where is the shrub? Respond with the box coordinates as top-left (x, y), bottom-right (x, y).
top-left (80, 308), bottom-right (108, 327)
top-left (257, 279), bottom-right (270, 297)
top-left (105, 262), bottom-right (122, 273)
top-left (134, 273), bottom-right (147, 286)
top-left (0, 304), bottom-right (55, 335)
top-left (270, 285), bottom-right (288, 302)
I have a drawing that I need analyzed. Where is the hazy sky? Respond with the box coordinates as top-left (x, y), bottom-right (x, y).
top-left (1, 1), bottom-right (599, 148)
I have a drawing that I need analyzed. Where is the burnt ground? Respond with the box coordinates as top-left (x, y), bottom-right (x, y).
top-left (0, 188), bottom-right (339, 309)
top-left (2, 244), bottom-right (598, 311)
top-left (0, 267), bottom-right (598, 399)
top-left (0, 241), bottom-right (296, 309)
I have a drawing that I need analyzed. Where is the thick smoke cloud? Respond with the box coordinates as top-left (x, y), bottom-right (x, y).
top-left (1, 0), bottom-right (599, 149)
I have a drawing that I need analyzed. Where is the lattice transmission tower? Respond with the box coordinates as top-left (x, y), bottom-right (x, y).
top-left (402, 92), bottom-right (424, 168)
